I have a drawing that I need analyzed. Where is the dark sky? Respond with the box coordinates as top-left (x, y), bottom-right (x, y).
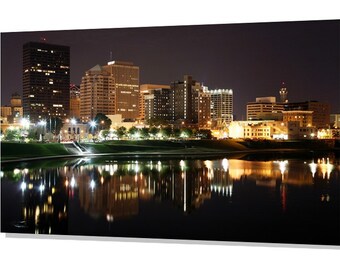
top-left (1, 20), bottom-right (339, 118)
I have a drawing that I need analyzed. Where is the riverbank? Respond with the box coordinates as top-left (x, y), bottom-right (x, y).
top-left (1, 139), bottom-right (338, 163)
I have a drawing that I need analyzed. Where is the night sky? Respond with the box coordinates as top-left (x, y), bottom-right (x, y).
top-left (1, 20), bottom-right (339, 119)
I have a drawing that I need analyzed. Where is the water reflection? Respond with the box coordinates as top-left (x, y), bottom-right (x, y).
top-left (1, 155), bottom-right (338, 237)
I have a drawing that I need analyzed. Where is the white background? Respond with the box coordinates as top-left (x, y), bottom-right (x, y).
top-left (1, 1), bottom-right (339, 269)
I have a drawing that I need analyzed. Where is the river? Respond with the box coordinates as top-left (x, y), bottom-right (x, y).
top-left (1, 153), bottom-right (339, 245)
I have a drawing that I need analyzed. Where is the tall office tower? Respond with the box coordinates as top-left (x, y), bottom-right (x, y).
top-left (247, 96), bottom-right (284, 121)
top-left (23, 42), bottom-right (70, 122)
top-left (144, 88), bottom-right (172, 123)
top-left (70, 84), bottom-right (80, 118)
top-left (139, 84), bottom-right (170, 120)
top-left (170, 75), bottom-right (203, 126)
top-left (103, 61), bottom-right (139, 120)
top-left (279, 82), bottom-right (288, 103)
top-left (284, 101), bottom-right (330, 128)
top-left (80, 65), bottom-right (115, 122)
top-left (198, 87), bottom-right (211, 129)
top-left (205, 89), bottom-right (233, 128)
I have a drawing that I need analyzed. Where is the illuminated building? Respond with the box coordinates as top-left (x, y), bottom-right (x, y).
top-left (144, 88), bottom-right (172, 123)
top-left (247, 97), bottom-right (284, 121)
top-left (80, 61), bottom-right (140, 122)
top-left (205, 89), bottom-right (233, 128)
top-left (282, 110), bottom-right (313, 127)
top-left (330, 114), bottom-right (340, 128)
top-left (284, 101), bottom-right (330, 129)
top-left (139, 84), bottom-right (170, 120)
top-left (198, 88), bottom-right (211, 129)
top-left (1, 92), bottom-right (23, 124)
top-left (170, 75), bottom-right (208, 127)
top-left (80, 65), bottom-right (115, 122)
top-left (69, 84), bottom-right (80, 118)
top-left (229, 120), bottom-right (288, 139)
top-left (103, 61), bottom-right (140, 120)
top-left (23, 42), bottom-right (70, 122)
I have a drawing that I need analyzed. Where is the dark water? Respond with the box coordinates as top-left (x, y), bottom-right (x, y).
top-left (1, 154), bottom-right (340, 245)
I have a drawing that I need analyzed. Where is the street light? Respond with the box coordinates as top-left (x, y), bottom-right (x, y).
top-left (89, 120), bottom-right (97, 135)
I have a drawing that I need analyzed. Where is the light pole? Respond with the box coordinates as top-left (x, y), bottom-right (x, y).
top-left (89, 120), bottom-right (97, 137)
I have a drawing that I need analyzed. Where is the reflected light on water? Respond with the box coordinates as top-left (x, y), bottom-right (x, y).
top-left (222, 158), bottom-right (229, 172)
top-left (20, 181), bottom-right (27, 192)
top-left (70, 176), bottom-right (76, 188)
top-left (90, 179), bottom-right (95, 190)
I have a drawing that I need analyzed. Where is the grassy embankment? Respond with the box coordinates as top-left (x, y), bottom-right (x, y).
top-left (1, 139), bottom-right (336, 161)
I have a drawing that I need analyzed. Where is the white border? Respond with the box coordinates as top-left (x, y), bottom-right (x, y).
top-left (1, 1), bottom-right (340, 269)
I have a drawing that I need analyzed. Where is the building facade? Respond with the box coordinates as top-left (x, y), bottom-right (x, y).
top-left (80, 65), bottom-right (115, 122)
top-left (23, 42), bottom-right (70, 122)
top-left (282, 110), bottom-right (313, 128)
top-left (284, 101), bottom-right (330, 129)
top-left (70, 84), bottom-right (80, 119)
top-left (144, 88), bottom-right (172, 123)
top-left (205, 89), bottom-right (233, 128)
top-left (247, 97), bottom-right (284, 121)
top-left (103, 61), bottom-right (140, 120)
top-left (1, 92), bottom-right (23, 124)
top-left (139, 84), bottom-right (170, 120)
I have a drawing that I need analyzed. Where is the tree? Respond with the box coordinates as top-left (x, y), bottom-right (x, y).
top-left (196, 129), bottom-right (212, 139)
top-left (128, 126), bottom-right (139, 139)
top-left (94, 113), bottom-right (112, 130)
top-left (116, 126), bottom-right (127, 139)
top-left (160, 126), bottom-right (172, 138)
top-left (4, 128), bottom-right (20, 141)
top-left (140, 127), bottom-right (149, 139)
top-left (101, 130), bottom-right (110, 141)
top-left (149, 127), bottom-right (159, 137)
top-left (147, 117), bottom-right (169, 127)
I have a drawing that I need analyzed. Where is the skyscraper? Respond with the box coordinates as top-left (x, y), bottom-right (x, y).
top-left (205, 89), bottom-right (233, 128)
top-left (170, 75), bottom-right (201, 126)
top-left (80, 65), bottom-right (115, 122)
top-left (70, 84), bottom-right (81, 118)
top-left (144, 87), bottom-right (172, 123)
top-left (80, 61), bottom-right (140, 121)
top-left (23, 42), bottom-right (70, 122)
top-left (103, 61), bottom-right (139, 120)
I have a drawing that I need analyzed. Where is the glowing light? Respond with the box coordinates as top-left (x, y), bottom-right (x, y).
top-left (70, 176), bottom-right (76, 188)
top-left (278, 160), bottom-right (288, 175)
top-left (38, 120), bottom-right (46, 126)
top-left (89, 120), bottom-right (97, 128)
top-left (71, 118), bottom-right (77, 125)
top-left (309, 161), bottom-right (317, 177)
top-left (13, 168), bottom-right (21, 175)
top-left (39, 184), bottom-right (45, 192)
top-left (21, 118), bottom-right (30, 129)
top-left (90, 179), bottom-right (95, 190)
top-left (180, 160), bottom-right (185, 171)
top-left (20, 182), bottom-right (27, 191)
top-left (222, 158), bottom-right (229, 172)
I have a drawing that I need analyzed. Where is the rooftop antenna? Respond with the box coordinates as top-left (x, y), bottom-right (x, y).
top-left (110, 51), bottom-right (113, 61)
top-left (40, 37), bottom-right (47, 42)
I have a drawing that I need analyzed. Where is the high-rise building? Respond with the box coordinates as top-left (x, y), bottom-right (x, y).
top-left (103, 61), bottom-right (139, 120)
top-left (144, 88), bottom-right (172, 123)
top-left (284, 101), bottom-right (330, 128)
top-left (247, 97), bottom-right (284, 121)
top-left (205, 89), bottom-right (233, 128)
top-left (70, 84), bottom-right (80, 118)
top-left (23, 42), bottom-right (70, 122)
top-left (198, 88), bottom-right (211, 129)
top-left (170, 75), bottom-right (204, 126)
top-left (139, 84), bottom-right (170, 120)
top-left (80, 65), bottom-right (115, 122)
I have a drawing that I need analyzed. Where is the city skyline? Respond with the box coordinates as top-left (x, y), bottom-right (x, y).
top-left (1, 20), bottom-right (339, 119)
